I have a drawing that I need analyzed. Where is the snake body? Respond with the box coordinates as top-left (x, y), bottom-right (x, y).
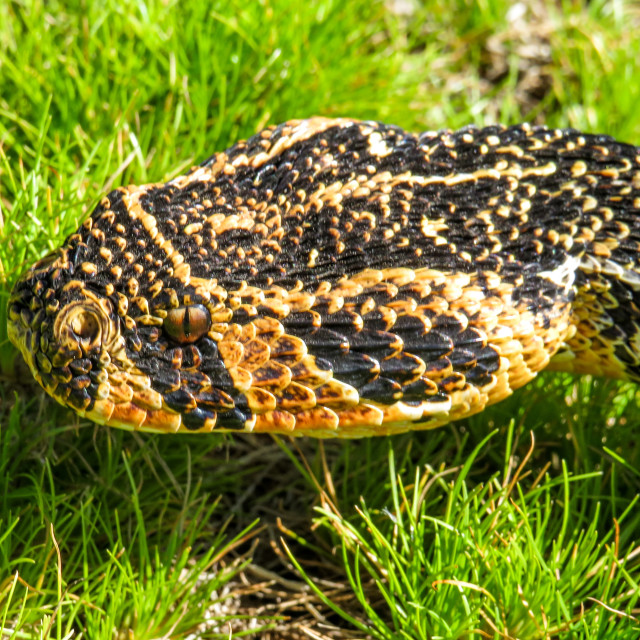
top-left (8, 118), bottom-right (640, 436)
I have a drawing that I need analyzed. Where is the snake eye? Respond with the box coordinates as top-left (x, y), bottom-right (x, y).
top-left (164, 305), bottom-right (211, 344)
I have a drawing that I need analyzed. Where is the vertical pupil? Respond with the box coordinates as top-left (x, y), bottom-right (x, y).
top-left (183, 307), bottom-right (191, 338)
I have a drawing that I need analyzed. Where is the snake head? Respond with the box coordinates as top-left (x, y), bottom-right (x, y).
top-left (6, 189), bottom-right (245, 435)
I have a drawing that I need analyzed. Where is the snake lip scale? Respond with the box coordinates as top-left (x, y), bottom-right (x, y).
top-left (7, 118), bottom-right (640, 437)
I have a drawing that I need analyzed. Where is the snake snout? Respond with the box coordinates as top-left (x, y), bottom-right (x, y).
top-left (8, 250), bottom-right (122, 388)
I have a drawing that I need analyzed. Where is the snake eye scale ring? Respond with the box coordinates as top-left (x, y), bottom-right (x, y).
top-left (8, 118), bottom-right (640, 436)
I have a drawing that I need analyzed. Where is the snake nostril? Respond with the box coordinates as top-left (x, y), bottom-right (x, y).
top-left (55, 302), bottom-right (108, 356)
top-left (70, 311), bottom-right (100, 342)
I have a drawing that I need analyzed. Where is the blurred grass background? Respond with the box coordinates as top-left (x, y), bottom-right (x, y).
top-left (1, 0), bottom-right (639, 638)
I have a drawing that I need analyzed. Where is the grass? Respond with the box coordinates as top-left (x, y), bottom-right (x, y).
top-left (288, 440), bottom-right (640, 638)
top-left (1, 0), bottom-right (640, 637)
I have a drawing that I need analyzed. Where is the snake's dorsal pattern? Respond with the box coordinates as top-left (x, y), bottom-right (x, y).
top-left (8, 119), bottom-right (640, 436)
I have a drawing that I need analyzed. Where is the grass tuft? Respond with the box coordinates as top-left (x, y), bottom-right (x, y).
top-left (287, 430), bottom-right (640, 638)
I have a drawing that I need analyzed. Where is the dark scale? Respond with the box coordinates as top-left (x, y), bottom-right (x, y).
top-left (132, 124), bottom-right (614, 293)
top-left (47, 124), bottom-right (640, 296)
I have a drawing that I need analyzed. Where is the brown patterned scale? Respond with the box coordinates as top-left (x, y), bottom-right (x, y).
top-left (7, 118), bottom-right (640, 436)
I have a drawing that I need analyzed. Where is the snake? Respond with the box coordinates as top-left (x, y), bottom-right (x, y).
top-left (7, 118), bottom-right (640, 437)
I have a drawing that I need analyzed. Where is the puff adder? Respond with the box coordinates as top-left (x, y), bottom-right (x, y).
top-left (8, 118), bottom-right (640, 436)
